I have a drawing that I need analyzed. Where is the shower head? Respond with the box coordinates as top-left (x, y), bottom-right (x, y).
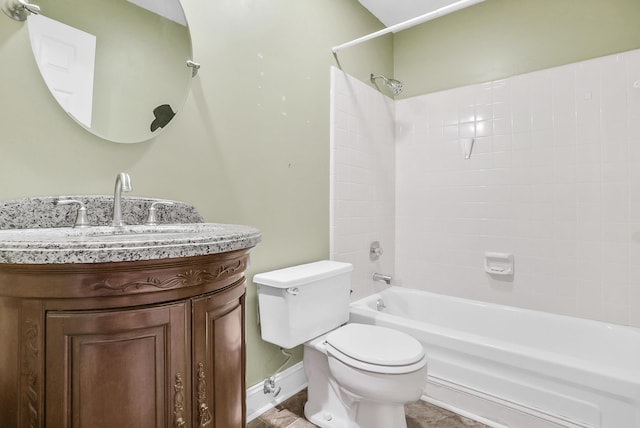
top-left (370, 74), bottom-right (404, 96)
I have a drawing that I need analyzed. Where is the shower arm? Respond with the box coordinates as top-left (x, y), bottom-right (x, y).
top-left (331, 0), bottom-right (485, 55)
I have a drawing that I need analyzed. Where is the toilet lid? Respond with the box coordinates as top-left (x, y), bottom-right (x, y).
top-left (326, 324), bottom-right (425, 371)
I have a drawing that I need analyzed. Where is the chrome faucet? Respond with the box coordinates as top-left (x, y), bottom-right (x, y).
top-left (372, 272), bottom-right (392, 285)
top-left (112, 172), bottom-right (132, 227)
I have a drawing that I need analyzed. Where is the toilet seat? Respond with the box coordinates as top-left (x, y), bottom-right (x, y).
top-left (325, 324), bottom-right (426, 374)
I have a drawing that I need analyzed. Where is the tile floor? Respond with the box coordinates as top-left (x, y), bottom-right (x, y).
top-left (247, 389), bottom-right (489, 428)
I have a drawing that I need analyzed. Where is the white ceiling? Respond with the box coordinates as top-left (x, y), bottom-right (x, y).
top-left (358, 0), bottom-right (469, 27)
top-left (128, 0), bottom-right (187, 26)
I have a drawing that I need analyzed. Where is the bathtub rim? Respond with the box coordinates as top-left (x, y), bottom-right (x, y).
top-left (350, 287), bottom-right (640, 401)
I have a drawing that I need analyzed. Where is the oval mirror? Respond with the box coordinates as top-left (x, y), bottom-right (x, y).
top-left (26, 0), bottom-right (193, 143)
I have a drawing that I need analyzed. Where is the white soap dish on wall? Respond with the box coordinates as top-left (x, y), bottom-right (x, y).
top-left (484, 252), bottom-right (514, 275)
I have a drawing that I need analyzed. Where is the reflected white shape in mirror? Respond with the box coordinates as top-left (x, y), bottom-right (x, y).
top-left (25, 0), bottom-right (193, 144)
top-left (27, 14), bottom-right (95, 128)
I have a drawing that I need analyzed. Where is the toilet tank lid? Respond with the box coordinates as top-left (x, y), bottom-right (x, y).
top-left (253, 260), bottom-right (353, 288)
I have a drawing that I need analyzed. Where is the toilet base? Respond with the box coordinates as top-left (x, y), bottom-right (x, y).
top-left (353, 401), bottom-right (408, 428)
top-left (303, 335), bottom-right (421, 428)
top-left (305, 397), bottom-right (408, 428)
top-left (304, 339), bottom-right (353, 427)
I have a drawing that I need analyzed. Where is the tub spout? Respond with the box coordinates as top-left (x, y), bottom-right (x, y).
top-left (372, 272), bottom-right (392, 285)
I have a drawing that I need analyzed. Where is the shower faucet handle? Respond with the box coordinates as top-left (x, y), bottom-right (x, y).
top-left (370, 241), bottom-right (384, 260)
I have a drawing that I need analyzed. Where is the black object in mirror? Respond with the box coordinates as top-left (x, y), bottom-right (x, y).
top-left (26, 0), bottom-right (193, 144)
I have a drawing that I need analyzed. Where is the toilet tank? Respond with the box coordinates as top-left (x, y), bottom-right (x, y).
top-left (254, 260), bottom-right (353, 349)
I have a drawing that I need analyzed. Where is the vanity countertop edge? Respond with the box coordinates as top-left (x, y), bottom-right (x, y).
top-left (0, 223), bottom-right (261, 264)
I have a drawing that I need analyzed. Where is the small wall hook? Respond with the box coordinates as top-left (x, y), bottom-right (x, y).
top-left (186, 60), bottom-right (201, 77)
top-left (2, 0), bottom-right (39, 21)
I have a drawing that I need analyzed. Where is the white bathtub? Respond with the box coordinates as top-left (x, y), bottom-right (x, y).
top-left (349, 287), bottom-right (640, 428)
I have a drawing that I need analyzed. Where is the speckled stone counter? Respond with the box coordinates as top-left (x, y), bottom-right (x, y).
top-left (0, 196), bottom-right (261, 264)
top-left (0, 195), bottom-right (204, 229)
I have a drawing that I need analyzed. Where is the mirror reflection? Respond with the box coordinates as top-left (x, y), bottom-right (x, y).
top-left (27, 0), bottom-right (193, 143)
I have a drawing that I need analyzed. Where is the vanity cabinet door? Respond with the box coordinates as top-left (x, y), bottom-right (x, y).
top-left (45, 302), bottom-right (190, 428)
top-left (192, 282), bottom-right (246, 428)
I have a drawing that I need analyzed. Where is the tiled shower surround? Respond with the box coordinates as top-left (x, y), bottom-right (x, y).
top-left (330, 67), bottom-right (396, 301)
top-left (331, 48), bottom-right (640, 327)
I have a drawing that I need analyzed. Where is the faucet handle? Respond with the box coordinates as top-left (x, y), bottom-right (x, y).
top-left (370, 241), bottom-right (384, 260)
top-left (55, 199), bottom-right (90, 228)
top-left (145, 201), bottom-right (175, 226)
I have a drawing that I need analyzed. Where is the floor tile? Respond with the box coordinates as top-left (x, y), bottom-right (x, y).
top-left (247, 389), bottom-right (490, 428)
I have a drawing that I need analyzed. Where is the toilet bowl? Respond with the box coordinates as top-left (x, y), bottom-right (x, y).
top-left (305, 324), bottom-right (427, 428)
top-left (254, 261), bottom-right (428, 428)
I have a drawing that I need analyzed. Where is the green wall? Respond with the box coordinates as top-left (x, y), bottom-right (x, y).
top-left (0, 0), bottom-right (391, 386)
top-left (35, 0), bottom-right (192, 142)
top-left (395, 0), bottom-right (640, 97)
top-left (2, 0), bottom-right (640, 391)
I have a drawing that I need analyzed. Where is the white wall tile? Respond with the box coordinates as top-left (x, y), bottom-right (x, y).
top-left (330, 68), bottom-right (396, 301)
top-left (331, 51), bottom-right (640, 327)
top-left (394, 49), bottom-right (640, 328)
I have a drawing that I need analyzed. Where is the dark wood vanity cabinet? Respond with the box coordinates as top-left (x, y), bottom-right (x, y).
top-left (45, 302), bottom-right (190, 428)
top-left (0, 249), bottom-right (250, 428)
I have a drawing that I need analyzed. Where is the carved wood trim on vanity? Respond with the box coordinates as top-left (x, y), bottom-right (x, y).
top-left (18, 299), bottom-right (44, 428)
top-left (0, 249), bottom-right (251, 428)
top-left (23, 318), bottom-right (39, 428)
top-left (196, 362), bottom-right (213, 427)
top-left (0, 250), bottom-right (249, 306)
top-left (90, 260), bottom-right (244, 294)
top-left (174, 373), bottom-right (187, 427)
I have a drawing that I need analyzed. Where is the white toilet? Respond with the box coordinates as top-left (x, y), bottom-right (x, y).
top-left (254, 260), bottom-right (427, 428)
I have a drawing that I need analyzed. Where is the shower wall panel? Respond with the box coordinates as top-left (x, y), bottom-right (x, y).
top-left (395, 49), bottom-right (640, 327)
top-left (330, 67), bottom-right (396, 300)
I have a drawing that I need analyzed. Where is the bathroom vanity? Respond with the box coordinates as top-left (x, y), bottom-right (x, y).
top-left (0, 195), bottom-right (261, 428)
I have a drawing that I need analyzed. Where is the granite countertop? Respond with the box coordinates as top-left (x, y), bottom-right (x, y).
top-left (0, 223), bottom-right (262, 264)
top-left (0, 196), bottom-right (261, 264)
top-left (0, 195), bottom-right (205, 229)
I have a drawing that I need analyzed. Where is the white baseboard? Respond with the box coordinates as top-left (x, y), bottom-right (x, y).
top-left (246, 361), bottom-right (308, 422)
top-left (247, 363), bottom-right (594, 428)
top-left (424, 376), bottom-right (594, 428)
